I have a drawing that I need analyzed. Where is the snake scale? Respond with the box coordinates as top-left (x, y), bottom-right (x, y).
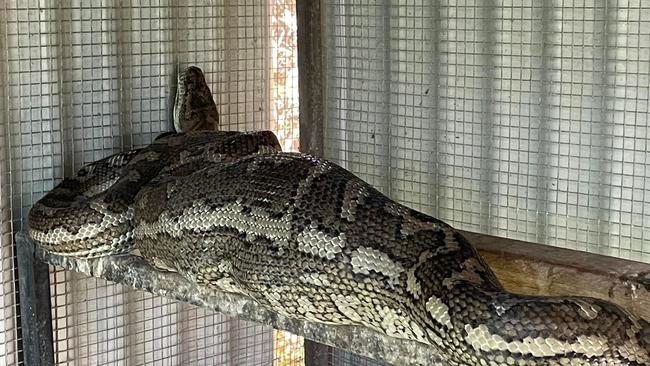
top-left (29, 66), bottom-right (650, 365)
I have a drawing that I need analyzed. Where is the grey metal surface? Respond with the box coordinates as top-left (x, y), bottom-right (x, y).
top-left (304, 340), bottom-right (332, 366)
top-left (16, 232), bottom-right (446, 366)
top-left (297, 0), bottom-right (325, 157)
top-left (304, 339), bottom-right (393, 366)
top-left (16, 235), bottom-right (54, 366)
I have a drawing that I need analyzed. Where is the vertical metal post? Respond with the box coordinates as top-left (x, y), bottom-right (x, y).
top-left (297, 0), bottom-right (325, 157)
top-left (304, 339), bottom-right (333, 366)
top-left (297, 1), bottom-right (331, 364)
top-left (16, 233), bottom-right (55, 366)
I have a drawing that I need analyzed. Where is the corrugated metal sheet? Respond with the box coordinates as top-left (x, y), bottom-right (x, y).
top-left (324, 0), bottom-right (650, 264)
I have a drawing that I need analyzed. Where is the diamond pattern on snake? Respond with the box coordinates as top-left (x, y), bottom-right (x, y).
top-left (28, 66), bottom-right (650, 366)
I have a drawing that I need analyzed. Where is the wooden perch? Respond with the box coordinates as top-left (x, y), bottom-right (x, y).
top-left (465, 230), bottom-right (650, 322)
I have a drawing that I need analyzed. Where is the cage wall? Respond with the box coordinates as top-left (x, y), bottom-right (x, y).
top-left (324, 0), bottom-right (650, 263)
top-left (0, 0), bottom-right (300, 365)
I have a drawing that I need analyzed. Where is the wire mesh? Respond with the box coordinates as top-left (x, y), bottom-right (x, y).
top-left (1, 0), bottom-right (301, 365)
top-left (323, 0), bottom-right (650, 264)
top-left (49, 270), bottom-right (278, 365)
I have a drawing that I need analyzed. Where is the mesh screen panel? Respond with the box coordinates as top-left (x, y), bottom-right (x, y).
top-left (323, 0), bottom-right (650, 263)
top-left (0, 0), bottom-right (300, 365)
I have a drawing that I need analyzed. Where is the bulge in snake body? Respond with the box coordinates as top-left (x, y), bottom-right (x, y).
top-left (130, 146), bottom-right (650, 366)
top-left (28, 130), bottom-right (282, 257)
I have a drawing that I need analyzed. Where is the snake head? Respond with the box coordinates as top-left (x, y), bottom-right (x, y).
top-left (177, 66), bottom-right (206, 91)
top-left (174, 66), bottom-right (220, 132)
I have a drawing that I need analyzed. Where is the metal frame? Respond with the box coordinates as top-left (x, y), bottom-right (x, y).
top-left (304, 341), bottom-right (333, 366)
top-left (297, 0), bottom-right (325, 158)
top-left (16, 235), bottom-right (54, 366)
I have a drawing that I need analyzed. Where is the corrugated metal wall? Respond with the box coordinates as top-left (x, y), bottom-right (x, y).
top-left (324, 0), bottom-right (650, 263)
top-left (0, 0), bottom-right (300, 365)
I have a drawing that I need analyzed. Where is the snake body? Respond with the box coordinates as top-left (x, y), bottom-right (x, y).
top-left (28, 67), bottom-right (650, 365)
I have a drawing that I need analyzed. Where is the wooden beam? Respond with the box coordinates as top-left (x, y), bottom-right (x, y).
top-left (463, 230), bottom-right (650, 322)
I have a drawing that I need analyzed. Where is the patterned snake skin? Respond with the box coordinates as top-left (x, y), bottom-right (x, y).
top-left (28, 67), bottom-right (650, 365)
top-left (173, 66), bottom-right (220, 132)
